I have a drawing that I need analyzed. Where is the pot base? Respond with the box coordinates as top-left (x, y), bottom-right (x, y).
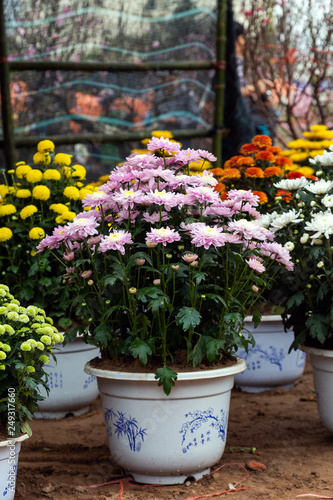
top-left (131, 467), bottom-right (211, 485)
top-left (34, 405), bottom-right (90, 420)
top-left (236, 382), bottom-right (293, 393)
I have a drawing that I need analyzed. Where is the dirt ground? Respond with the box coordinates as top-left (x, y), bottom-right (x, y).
top-left (15, 360), bottom-right (333, 500)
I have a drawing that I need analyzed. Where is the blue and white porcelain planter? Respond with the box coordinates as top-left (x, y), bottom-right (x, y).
top-left (35, 337), bottom-right (100, 419)
top-left (234, 315), bottom-right (306, 393)
top-left (84, 358), bottom-right (246, 485)
top-left (0, 434), bottom-right (29, 500)
top-left (301, 346), bottom-right (333, 433)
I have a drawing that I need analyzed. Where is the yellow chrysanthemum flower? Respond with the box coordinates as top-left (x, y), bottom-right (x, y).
top-left (98, 175), bottom-right (110, 184)
top-left (33, 152), bottom-right (51, 165)
top-left (310, 124), bottom-right (328, 132)
top-left (76, 182), bottom-right (84, 188)
top-left (7, 170), bottom-right (14, 174)
top-left (79, 187), bottom-right (93, 200)
top-left (49, 203), bottom-right (69, 214)
top-left (32, 185), bottom-right (51, 201)
top-left (59, 211), bottom-right (76, 222)
top-left (43, 169), bottom-right (61, 181)
top-left (28, 227), bottom-right (45, 240)
top-left (309, 150), bottom-right (325, 158)
top-left (289, 152), bottom-right (309, 162)
top-left (37, 139), bottom-right (55, 153)
top-left (0, 185), bottom-right (9, 198)
top-left (0, 227), bottom-right (13, 242)
top-left (16, 189), bottom-right (31, 198)
top-left (63, 186), bottom-right (80, 200)
top-left (31, 249), bottom-right (37, 256)
top-left (0, 204), bottom-right (16, 217)
top-left (298, 166), bottom-right (315, 176)
top-left (70, 164), bottom-right (86, 180)
top-left (26, 169), bottom-right (43, 183)
top-left (20, 205), bottom-right (38, 220)
top-left (130, 148), bottom-right (150, 155)
top-left (54, 153), bottom-right (72, 166)
top-left (304, 131), bottom-right (333, 140)
top-left (189, 160), bottom-right (211, 172)
top-left (16, 164), bottom-right (32, 179)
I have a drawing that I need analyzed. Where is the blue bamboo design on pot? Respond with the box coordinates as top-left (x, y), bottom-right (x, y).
top-left (104, 409), bottom-right (147, 452)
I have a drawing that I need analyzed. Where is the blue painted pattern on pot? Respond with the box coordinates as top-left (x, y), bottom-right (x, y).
top-left (104, 409), bottom-right (147, 452)
top-left (179, 408), bottom-right (228, 454)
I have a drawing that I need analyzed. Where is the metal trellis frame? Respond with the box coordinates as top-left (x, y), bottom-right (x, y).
top-left (0, 0), bottom-right (227, 169)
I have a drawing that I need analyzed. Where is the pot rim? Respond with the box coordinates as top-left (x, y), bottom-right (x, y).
top-left (0, 433), bottom-right (30, 447)
top-left (300, 345), bottom-right (333, 358)
top-left (84, 357), bottom-right (246, 381)
top-left (244, 314), bottom-right (282, 322)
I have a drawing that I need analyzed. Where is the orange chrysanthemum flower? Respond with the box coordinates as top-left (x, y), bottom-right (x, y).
top-left (264, 166), bottom-right (283, 178)
top-left (252, 191), bottom-right (268, 204)
top-left (214, 183), bottom-right (226, 193)
top-left (274, 156), bottom-right (293, 167)
top-left (268, 146), bottom-right (282, 155)
top-left (251, 135), bottom-right (272, 148)
top-left (211, 168), bottom-right (224, 177)
top-left (236, 156), bottom-right (256, 167)
top-left (219, 168), bottom-right (242, 180)
top-left (276, 189), bottom-right (292, 202)
top-left (244, 167), bottom-right (265, 178)
top-left (240, 143), bottom-right (259, 156)
top-left (223, 156), bottom-right (244, 168)
top-left (255, 151), bottom-right (276, 162)
top-left (286, 171), bottom-right (305, 179)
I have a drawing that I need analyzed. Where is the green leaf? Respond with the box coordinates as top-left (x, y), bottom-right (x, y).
top-left (28, 262), bottom-right (40, 277)
top-left (155, 366), bottom-right (178, 395)
top-left (194, 272), bottom-right (207, 285)
top-left (102, 276), bottom-right (120, 287)
top-left (205, 338), bottom-right (226, 362)
top-left (57, 317), bottom-right (72, 329)
top-left (93, 325), bottom-right (112, 347)
top-left (176, 307), bottom-right (201, 331)
top-left (20, 421), bottom-right (32, 437)
top-left (39, 277), bottom-right (52, 287)
top-left (286, 292), bottom-right (305, 308)
top-left (129, 338), bottom-right (153, 365)
top-left (305, 315), bottom-right (328, 344)
top-left (148, 296), bottom-right (169, 314)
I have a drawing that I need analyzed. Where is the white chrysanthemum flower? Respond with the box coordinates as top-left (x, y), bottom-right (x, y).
top-left (284, 241), bottom-right (295, 251)
top-left (269, 209), bottom-right (303, 232)
top-left (300, 233), bottom-right (309, 244)
top-left (257, 211), bottom-right (278, 229)
top-left (305, 210), bottom-right (333, 239)
top-left (305, 180), bottom-right (333, 195)
top-left (309, 150), bottom-right (333, 166)
top-left (322, 194), bottom-right (333, 208)
top-left (274, 177), bottom-right (309, 191)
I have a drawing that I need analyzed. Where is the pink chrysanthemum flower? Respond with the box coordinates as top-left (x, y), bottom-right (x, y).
top-left (169, 173), bottom-right (198, 190)
top-left (116, 209), bottom-right (140, 224)
top-left (143, 211), bottom-right (169, 224)
top-left (175, 148), bottom-right (202, 163)
top-left (194, 171), bottom-right (218, 187)
top-left (66, 216), bottom-right (100, 239)
top-left (145, 227), bottom-right (181, 246)
top-left (227, 189), bottom-right (260, 206)
top-left (186, 186), bottom-right (221, 205)
top-left (82, 190), bottom-right (109, 208)
top-left (98, 230), bottom-right (133, 255)
top-left (144, 190), bottom-right (179, 211)
top-left (182, 253), bottom-right (198, 263)
top-left (227, 219), bottom-right (274, 241)
top-left (258, 242), bottom-right (294, 270)
top-left (186, 223), bottom-right (227, 249)
top-left (246, 257), bottom-right (266, 274)
top-left (197, 149), bottom-right (217, 162)
top-left (36, 226), bottom-right (69, 252)
top-left (147, 137), bottom-right (181, 154)
top-left (113, 188), bottom-right (145, 210)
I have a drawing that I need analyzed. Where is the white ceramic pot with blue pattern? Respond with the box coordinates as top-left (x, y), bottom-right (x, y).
top-left (0, 434), bottom-right (29, 500)
top-left (234, 315), bottom-right (306, 393)
top-left (35, 337), bottom-right (100, 419)
top-left (84, 358), bottom-right (246, 485)
top-left (301, 346), bottom-right (333, 433)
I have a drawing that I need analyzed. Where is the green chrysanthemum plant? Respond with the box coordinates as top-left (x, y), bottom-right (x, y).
top-left (0, 139), bottom-right (101, 331)
top-left (0, 284), bottom-right (64, 438)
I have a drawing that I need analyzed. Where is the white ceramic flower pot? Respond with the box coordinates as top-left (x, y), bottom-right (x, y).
top-left (301, 346), bottom-right (333, 433)
top-left (0, 434), bottom-right (29, 500)
top-left (35, 337), bottom-right (100, 419)
top-left (85, 358), bottom-right (246, 485)
top-left (234, 315), bottom-right (306, 393)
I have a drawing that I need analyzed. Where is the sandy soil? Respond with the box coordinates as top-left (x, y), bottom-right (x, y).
top-left (15, 361), bottom-right (333, 500)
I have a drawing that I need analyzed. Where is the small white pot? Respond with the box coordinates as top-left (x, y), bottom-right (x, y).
top-left (35, 337), bottom-right (100, 419)
top-left (234, 315), bottom-right (306, 393)
top-left (0, 434), bottom-right (29, 500)
top-left (301, 346), bottom-right (333, 433)
top-left (85, 358), bottom-right (246, 485)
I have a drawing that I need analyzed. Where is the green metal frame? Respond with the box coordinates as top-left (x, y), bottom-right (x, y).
top-left (0, 0), bottom-right (227, 169)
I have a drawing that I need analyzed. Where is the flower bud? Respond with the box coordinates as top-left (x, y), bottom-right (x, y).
top-left (307, 284), bottom-right (312, 289)
top-left (284, 241), bottom-right (295, 251)
top-left (153, 279), bottom-right (161, 286)
top-left (252, 285), bottom-right (259, 292)
top-left (313, 239), bottom-right (323, 245)
top-left (81, 270), bottom-right (92, 279)
top-left (105, 299), bottom-right (110, 304)
top-left (317, 261), bottom-right (324, 268)
top-left (129, 287), bottom-right (137, 294)
top-left (87, 279), bottom-right (94, 285)
top-left (146, 241), bottom-right (158, 248)
top-left (172, 265), bottom-right (179, 271)
top-left (183, 253), bottom-right (198, 263)
top-left (190, 261), bottom-right (199, 267)
top-left (310, 201), bottom-right (316, 207)
top-left (300, 234), bottom-right (309, 244)
top-left (136, 258), bottom-right (145, 266)
top-left (178, 245), bottom-right (185, 251)
top-left (166, 253), bottom-right (172, 259)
